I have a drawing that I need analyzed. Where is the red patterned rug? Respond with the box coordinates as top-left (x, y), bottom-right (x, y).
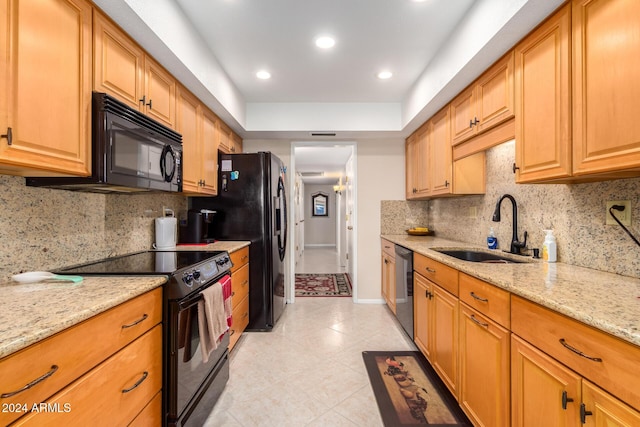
top-left (295, 273), bottom-right (352, 297)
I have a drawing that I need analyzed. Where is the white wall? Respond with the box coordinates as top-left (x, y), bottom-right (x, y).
top-left (304, 184), bottom-right (336, 246)
top-left (355, 138), bottom-right (406, 301)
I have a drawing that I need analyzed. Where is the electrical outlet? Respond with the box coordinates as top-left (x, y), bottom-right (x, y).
top-left (606, 200), bottom-right (631, 226)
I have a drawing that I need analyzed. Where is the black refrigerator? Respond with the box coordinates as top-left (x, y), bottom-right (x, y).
top-left (191, 152), bottom-right (287, 331)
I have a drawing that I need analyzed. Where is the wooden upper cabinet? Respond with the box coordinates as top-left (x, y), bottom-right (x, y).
top-left (451, 52), bottom-right (514, 146)
top-left (572, 0), bottom-right (640, 176)
top-left (176, 86), bottom-right (200, 193)
top-left (514, 3), bottom-right (572, 183)
top-left (405, 134), bottom-right (418, 199)
top-left (0, 0), bottom-right (92, 177)
top-left (218, 121), bottom-right (232, 153)
top-left (230, 132), bottom-right (243, 154)
top-left (93, 11), bottom-right (176, 130)
top-left (430, 106), bottom-right (452, 195)
top-left (200, 107), bottom-right (220, 194)
top-left (177, 85), bottom-right (218, 196)
top-left (405, 123), bottom-right (430, 199)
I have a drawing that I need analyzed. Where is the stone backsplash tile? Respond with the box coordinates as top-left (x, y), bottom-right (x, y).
top-left (0, 176), bottom-right (186, 279)
top-left (380, 200), bottom-right (430, 234)
top-left (391, 140), bottom-right (640, 278)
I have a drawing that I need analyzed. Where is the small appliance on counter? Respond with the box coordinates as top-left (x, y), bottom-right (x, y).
top-left (178, 209), bottom-right (217, 244)
top-left (154, 208), bottom-right (177, 249)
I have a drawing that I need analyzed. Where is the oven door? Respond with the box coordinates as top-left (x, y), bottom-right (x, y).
top-left (167, 289), bottom-right (229, 425)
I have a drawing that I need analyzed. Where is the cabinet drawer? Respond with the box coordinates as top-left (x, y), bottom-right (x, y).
top-left (230, 246), bottom-right (249, 272)
top-left (511, 296), bottom-right (640, 409)
top-left (459, 273), bottom-right (510, 328)
top-left (0, 288), bottom-right (162, 426)
top-left (381, 239), bottom-right (395, 257)
top-left (129, 391), bottom-right (162, 427)
top-left (14, 325), bottom-right (162, 426)
top-left (229, 295), bottom-right (249, 351)
top-left (231, 263), bottom-right (249, 311)
top-left (414, 253), bottom-right (458, 296)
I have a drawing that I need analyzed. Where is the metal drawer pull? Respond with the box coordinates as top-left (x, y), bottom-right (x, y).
top-left (121, 313), bottom-right (148, 329)
top-left (241, 255), bottom-right (248, 262)
top-left (470, 314), bottom-right (489, 328)
top-left (425, 267), bottom-right (436, 273)
top-left (580, 403), bottom-right (593, 423)
top-left (242, 280), bottom-right (248, 286)
top-left (561, 390), bottom-right (574, 410)
top-left (122, 371), bottom-right (148, 393)
top-left (1, 365), bottom-right (59, 398)
top-left (230, 330), bottom-right (235, 336)
top-left (559, 339), bottom-right (603, 362)
top-left (470, 292), bottom-right (488, 302)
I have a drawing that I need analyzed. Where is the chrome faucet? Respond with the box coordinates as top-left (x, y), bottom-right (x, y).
top-left (492, 194), bottom-right (527, 255)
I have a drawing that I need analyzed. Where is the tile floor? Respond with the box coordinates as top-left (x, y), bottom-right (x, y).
top-left (294, 247), bottom-right (347, 274)
top-left (205, 248), bottom-right (417, 426)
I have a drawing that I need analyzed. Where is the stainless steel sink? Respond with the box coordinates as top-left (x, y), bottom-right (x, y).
top-left (433, 249), bottom-right (526, 264)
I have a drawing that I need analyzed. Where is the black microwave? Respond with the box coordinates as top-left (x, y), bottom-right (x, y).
top-left (27, 92), bottom-right (182, 193)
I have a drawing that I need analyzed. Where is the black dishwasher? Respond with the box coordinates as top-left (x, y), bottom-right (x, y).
top-left (394, 245), bottom-right (413, 339)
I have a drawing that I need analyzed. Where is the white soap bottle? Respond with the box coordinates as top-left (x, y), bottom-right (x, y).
top-left (542, 229), bottom-right (557, 262)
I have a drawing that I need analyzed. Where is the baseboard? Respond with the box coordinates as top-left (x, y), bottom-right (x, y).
top-left (355, 298), bottom-right (386, 304)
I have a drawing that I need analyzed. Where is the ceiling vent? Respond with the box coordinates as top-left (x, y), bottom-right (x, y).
top-left (300, 172), bottom-right (324, 177)
top-left (310, 132), bottom-right (336, 137)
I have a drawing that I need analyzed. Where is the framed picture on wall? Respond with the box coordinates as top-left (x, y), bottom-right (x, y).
top-left (312, 192), bottom-right (328, 216)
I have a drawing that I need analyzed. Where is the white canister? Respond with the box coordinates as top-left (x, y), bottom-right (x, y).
top-left (154, 217), bottom-right (177, 249)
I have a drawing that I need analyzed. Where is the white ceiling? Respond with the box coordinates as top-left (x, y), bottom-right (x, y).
top-left (295, 146), bottom-right (353, 184)
top-left (173, 0), bottom-right (475, 104)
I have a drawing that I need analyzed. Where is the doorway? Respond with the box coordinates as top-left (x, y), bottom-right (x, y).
top-left (289, 141), bottom-right (356, 302)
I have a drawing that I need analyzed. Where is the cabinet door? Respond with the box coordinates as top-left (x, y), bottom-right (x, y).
top-left (451, 85), bottom-right (476, 145)
top-left (413, 273), bottom-right (432, 360)
top-left (572, 0), bottom-right (640, 176)
top-left (414, 124), bottom-right (430, 197)
top-left (476, 51), bottom-right (514, 134)
top-left (218, 121), bottom-right (232, 153)
top-left (581, 381), bottom-right (640, 427)
top-left (459, 303), bottom-right (510, 427)
top-left (176, 86), bottom-right (200, 193)
top-left (144, 56), bottom-right (175, 129)
top-left (231, 132), bottom-right (243, 153)
top-left (511, 335), bottom-right (581, 427)
top-left (200, 107), bottom-right (219, 195)
top-left (430, 106), bottom-right (452, 196)
top-left (93, 11), bottom-right (144, 111)
top-left (515, 3), bottom-right (571, 183)
top-left (432, 284), bottom-right (458, 396)
top-left (0, 0), bottom-right (91, 176)
top-left (405, 134), bottom-right (418, 199)
top-left (387, 254), bottom-right (396, 314)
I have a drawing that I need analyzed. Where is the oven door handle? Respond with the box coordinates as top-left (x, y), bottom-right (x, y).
top-left (179, 293), bottom-right (203, 310)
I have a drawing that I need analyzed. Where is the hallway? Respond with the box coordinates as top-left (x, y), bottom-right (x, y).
top-left (295, 247), bottom-right (347, 274)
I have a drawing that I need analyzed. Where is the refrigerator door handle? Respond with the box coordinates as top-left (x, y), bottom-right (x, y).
top-left (274, 196), bottom-right (281, 236)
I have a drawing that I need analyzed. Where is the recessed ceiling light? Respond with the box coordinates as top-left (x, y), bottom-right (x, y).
top-left (377, 71), bottom-right (393, 80)
top-left (256, 70), bottom-right (271, 80)
top-left (315, 36), bottom-right (336, 49)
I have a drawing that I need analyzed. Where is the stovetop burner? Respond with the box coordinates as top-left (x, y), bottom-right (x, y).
top-left (56, 250), bottom-right (224, 275)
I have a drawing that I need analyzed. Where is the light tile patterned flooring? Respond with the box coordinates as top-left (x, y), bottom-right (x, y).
top-left (295, 247), bottom-right (347, 274)
top-left (205, 248), bottom-right (417, 426)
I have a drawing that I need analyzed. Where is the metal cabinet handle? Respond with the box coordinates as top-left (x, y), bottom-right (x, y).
top-left (230, 329), bottom-right (235, 336)
top-left (580, 404), bottom-right (593, 423)
top-left (470, 292), bottom-right (489, 303)
top-left (513, 163), bottom-right (520, 174)
top-left (241, 255), bottom-right (248, 262)
top-left (470, 314), bottom-right (489, 328)
top-left (1, 365), bottom-right (59, 398)
top-left (425, 267), bottom-right (436, 273)
top-left (242, 280), bottom-right (248, 286)
top-left (121, 313), bottom-right (148, 329)
top-left (122, 371), bottom-right (148, 393)
top-left (139, 95), bottom-right (146, 105)
top-left (559, 338), bottom-right (603, 362)
top-left (146, 99), bottom-right (153, 109)
top-left (561, 390), bottom-right (574, 410)
top-left (1, 127), bottom-right (12, 145)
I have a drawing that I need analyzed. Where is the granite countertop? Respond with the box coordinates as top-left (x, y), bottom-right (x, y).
top-left (0, 240), bottom-right (250, 359)
top-left (382, 234), bottom-right (640, 348)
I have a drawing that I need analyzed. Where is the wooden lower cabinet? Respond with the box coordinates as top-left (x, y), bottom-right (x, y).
top-left (459, 303), bottom-right (510, 427)
top-left (382, 252), bottom-right (396, 313)
top-left (413, 272), bottom-right (432, 360)
top-left (229, 246), bottom-right (250, 351)
top-left (431, 283), bottom-right (458, 396)
top-left (129, 391), bottom-right (162, 427)
top-left (14, 326), bottom-right (162, 426)
top-left (511, 334), bottom-right (581, 427)
top-left (511, 334), bottom-right (640, 427)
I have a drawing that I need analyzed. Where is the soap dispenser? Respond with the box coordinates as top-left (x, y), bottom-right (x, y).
top-left (542, 230), bottom-right (557, 262)
top-left (487, 227), bottom-right (498, 249)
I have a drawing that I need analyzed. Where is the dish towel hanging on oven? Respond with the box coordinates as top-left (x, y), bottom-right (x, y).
top-left (197, 274), bottom-right (232, 363)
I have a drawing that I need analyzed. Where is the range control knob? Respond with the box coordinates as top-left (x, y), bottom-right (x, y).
top-left (192, 270), bottom-right (201, 280)
top-left (183, 272), bottom-right (194, 286)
